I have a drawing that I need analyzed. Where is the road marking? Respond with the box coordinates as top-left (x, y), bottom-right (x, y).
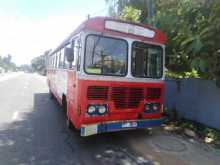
top-left (12, 111), bottom-right (19, 121)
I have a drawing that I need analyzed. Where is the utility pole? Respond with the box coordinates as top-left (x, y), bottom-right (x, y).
top-left (147, 0), bottom-right (155, 27)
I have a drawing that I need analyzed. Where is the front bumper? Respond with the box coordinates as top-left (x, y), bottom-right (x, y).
top-left (80, 118), bottom-right (164, 136)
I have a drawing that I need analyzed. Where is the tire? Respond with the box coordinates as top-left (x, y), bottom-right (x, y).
top-left (49, 89), bottom-right (54, 99)
top-left (66, 117), bottom-right (73, 129)
top-left (62, 96), bottom-right (67, 114)
top-left (62, 96), bottom-right (72, 129)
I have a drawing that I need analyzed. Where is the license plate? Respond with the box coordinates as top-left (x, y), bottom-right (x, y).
top-left (121, 121), bottom-right (137, 128)
top-left (84, 124), bottom-right (98, 136)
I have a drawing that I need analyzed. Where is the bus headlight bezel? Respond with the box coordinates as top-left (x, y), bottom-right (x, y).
top-left (87, 105), bottom-right (96, 115)
top-left (97, 105), bottom-right (107, 115)
top-left (87, 104), bottom-right (108, 116)
top-left (144, 103), bottom-right (160, 113)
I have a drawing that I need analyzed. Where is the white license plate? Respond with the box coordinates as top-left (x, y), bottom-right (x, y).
top-left (121, 121), bottom-right (137, 128)
top-left (84, 124), bottom-right (98, 136)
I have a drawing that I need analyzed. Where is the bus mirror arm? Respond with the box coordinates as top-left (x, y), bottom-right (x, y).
top-left (65, 48), bottom-right (74, 62)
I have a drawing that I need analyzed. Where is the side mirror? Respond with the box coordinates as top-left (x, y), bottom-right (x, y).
top-left (64, 48), bottom-right (74, 62)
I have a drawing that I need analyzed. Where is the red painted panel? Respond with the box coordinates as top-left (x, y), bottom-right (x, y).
top-left (75, 79), bottom-right (164, 127)
top-left (66, 70), bottom-right (81, 128)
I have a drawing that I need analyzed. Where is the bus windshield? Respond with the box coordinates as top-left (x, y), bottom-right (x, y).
top-left (84, 35), bottom-right (128, 76)
top-left (131, 42), bottom-right (163, 78)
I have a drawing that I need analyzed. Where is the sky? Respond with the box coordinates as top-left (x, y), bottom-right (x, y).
top-left (0, 0), bottom-right (107, 65)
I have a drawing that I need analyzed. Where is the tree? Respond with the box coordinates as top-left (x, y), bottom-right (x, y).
top-left (106, 0), bottom-right (220, 82)
top-left (120, 6), bottom-right (141, 22)
top-left (0, 54), bottom-right (17, 72)
top-left (31, 50), bottom-right (51, 75)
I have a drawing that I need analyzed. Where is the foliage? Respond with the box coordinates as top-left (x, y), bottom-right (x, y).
top-left (31, 50), bottom-right (50, 75)
top-left (18, 64), bottom-right (33, 73)
top-left (166, 69), bottom-right (200, 79)
top-left (31, 55), bottom-right (45, 72)
top-left (120, 6), bottom-right (141, 22)
top-left (178, 119), bottom-right (220, 145)
top-left (0, 54), bottom-right (17, 72)
top-left (164, 116), bottom-right (220, 146)
top-left (105, 0), bottom-right (149, 22)
top-left (106, 0), bottom-right (220, 83)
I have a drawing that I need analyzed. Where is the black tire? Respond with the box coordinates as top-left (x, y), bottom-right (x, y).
top-left (66, 117), bottom-right (73, 129)
top-left (62, 96), bottom-right (72, 129)
top-left (49, 89), bottom-right (54, 99)
top-left (62, 96), bottom-right (67, 114)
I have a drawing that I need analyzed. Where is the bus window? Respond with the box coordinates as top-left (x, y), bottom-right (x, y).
top-left (56, 51), bottom-right (60, 68)
top-left (68, 38), bottom-right (80, 69)
top-left (75, 38), bottom-right (81, 71)
top-left (53, 55), bottom-right (56, 68)
top-left (85, 35), bottom-right (128, 76)
top-left (72, 40), bottom-right (76, 67)
top-left (48, 57), bottom-right (51, 68)
top-left (60, 49), bottom-right (64, 68)
top-left (131, 42), bottom-right (163, 78)
top-left (64, 43), bottom-right (71, 69)
top-left (53, 54), bottom-right (56, 68)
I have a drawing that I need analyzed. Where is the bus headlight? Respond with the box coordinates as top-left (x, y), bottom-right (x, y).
top-left (144, 103), bottom-right (160, 113)
top-left (152, 103), bottom-right (160, 111)
top-left (87, 105), bottom-right (96, 114)
top-left (98, 105), bottom-right (107, 114)
top-left (144, 103), bottom-right (151, 111)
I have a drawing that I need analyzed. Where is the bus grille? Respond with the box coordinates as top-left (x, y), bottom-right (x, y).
top-left (87, 86), bottom-right (161, 109)
top-left (87, 86), bottom-right (109, 100)
top-left (111, 87), bottom-right (144, 109)
top-left (147, 88), bottom-right (161, 99)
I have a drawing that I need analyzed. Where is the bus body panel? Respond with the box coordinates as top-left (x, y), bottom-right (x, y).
top-left (64, 77), bottom-right (164, 128)
top-left (66, 70), bottom-right (81, 128)
top-left (47, 69), bottom-right (67, 104)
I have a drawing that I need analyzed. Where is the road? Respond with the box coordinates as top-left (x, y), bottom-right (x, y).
top-left (0, 73), bottom-right (220, 165)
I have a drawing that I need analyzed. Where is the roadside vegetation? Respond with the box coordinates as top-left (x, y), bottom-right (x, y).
top-left (106, 0), bottom-right (220, 83)
top-left (0, 55), bottom-right (17, 73)
top-left (162, 107), bottom-right (220, 150)
top-left (163, 117), bottom-right (220, 150)
top-left (30, 50), bottom-right (50, 75)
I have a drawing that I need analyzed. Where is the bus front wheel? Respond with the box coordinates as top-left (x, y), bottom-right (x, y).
top-left (66, 117), bottom-right (73, 129)
top-left (49, 89), bottom-right (54, 99)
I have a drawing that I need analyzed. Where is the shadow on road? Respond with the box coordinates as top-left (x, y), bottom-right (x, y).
top-left (0, 93), bottom-right (153, 165)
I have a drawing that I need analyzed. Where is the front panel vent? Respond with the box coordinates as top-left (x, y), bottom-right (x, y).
top-left (111, 87), bottom-right (144, 109)
top-left (87, 86), bottom-right (109, 100)
top-left (147, 88), bottom-right (161, 99)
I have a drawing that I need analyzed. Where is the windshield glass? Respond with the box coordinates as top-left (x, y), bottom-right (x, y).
top-left (84, 35), bottom-right (128, 76)
top-left (131, 41), bottom-right (163, 78)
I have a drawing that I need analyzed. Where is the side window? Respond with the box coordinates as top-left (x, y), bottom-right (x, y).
top-left (53, 53), bottom-right (57, 69)
top-left (56, 51), bottom-right (60, 68)
top-left (70, 37), bottom-right (81, 70)
top-left (49, 56), bottom-right (53, 69)
top-left (48, 56), bottom-right (51, 68)
top-left (76, 38), bottom-right (82, 71)
top-left (72, 40), bottom-right (76, 66)
top-left (64, 43), bottom-right (71, 69)
top-left (59, 48), bottom-right (64, 68)
top-left (53, 55), bottom-right (55, 68)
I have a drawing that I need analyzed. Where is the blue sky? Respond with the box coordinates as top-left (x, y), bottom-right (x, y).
top-left (0, 0), bottom-right (107, 65)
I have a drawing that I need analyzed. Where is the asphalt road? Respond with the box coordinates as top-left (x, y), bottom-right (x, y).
top-left (0, 73), bottom-right (220, 165)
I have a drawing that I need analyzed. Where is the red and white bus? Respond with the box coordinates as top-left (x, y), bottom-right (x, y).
top-left (47, 17), bottom-right (166, 136)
